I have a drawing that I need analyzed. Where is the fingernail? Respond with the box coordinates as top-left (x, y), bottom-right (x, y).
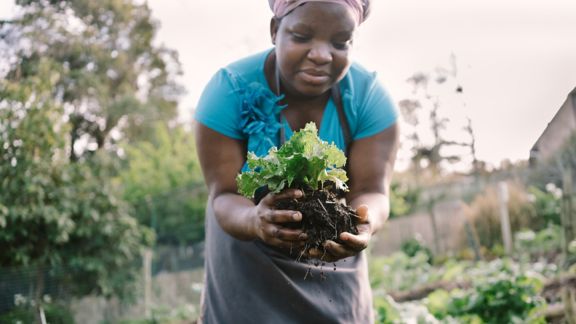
top-left (293, 213), bottom-right (301, 221)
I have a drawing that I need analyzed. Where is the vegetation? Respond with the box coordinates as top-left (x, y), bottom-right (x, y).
top-left (1, 0), bottom-right (575, 322)
top-left (120, 124), bottom-right (207, 245)
top-left (237, 122), bottom-right (348, 198)
top-left (0, 0), bottom-right (205, 319)
top-left (371, 249), bottom-right (555, 323)
top-left (389, 181), bottom-right (421, 218)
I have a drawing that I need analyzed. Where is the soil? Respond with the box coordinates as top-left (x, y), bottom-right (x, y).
top-left (273, 186), bottom-right (359, 260)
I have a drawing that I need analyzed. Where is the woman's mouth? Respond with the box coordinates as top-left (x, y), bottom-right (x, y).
top-left (299, 70), bottom-right (330, 86)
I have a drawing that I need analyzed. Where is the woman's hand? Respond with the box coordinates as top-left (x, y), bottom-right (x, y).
top-left (308, 205), bottom-right (372, 262)
top-left (251, 189), bottom-right (309, 251)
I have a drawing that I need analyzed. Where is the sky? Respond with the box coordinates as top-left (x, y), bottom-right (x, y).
top-left (1, 0), bottom-right (576, 169)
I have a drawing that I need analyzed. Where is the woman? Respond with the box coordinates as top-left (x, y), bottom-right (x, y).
top-left (194, 0), bottom-right (399, 322)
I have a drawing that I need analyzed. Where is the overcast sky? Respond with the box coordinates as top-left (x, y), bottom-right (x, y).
top-left (2, 0), bottom-right (576, 168)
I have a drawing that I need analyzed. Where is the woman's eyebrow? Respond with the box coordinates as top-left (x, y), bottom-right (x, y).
top-left (288, 23), bottom-right (353, 37)
top-left (289, 23), bottom-right (313, 32)
top-left (333, 30), bottom-right (353, 38)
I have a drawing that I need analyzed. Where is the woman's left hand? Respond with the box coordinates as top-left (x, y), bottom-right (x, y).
top-left (308, 205), bottom-right (373, 262)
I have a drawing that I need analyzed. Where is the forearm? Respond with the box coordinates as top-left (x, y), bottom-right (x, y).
top-left (349, 192), bottom-right (390, 234)
top-left (212, 192), bottom-right (257, 241)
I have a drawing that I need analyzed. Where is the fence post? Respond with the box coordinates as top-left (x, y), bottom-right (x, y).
top-left (143, 248), bottom-right (152, 318)
top-left (464, 219), bottom-right (482, 261)
top-left (498, 182), bottom-right (512, 255)
top-left (561, 168), bottom-right (576, 323)
top-left (562, 169), bottom-right (575, 256)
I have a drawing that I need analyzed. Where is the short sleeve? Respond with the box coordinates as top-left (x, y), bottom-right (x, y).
top-left (194, 68), bottom-right (245, 140)
top-left (354, 74), bottom-right (398, 139)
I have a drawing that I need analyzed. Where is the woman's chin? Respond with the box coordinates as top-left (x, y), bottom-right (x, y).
top-left (293, 84), bottom-right (331, 98)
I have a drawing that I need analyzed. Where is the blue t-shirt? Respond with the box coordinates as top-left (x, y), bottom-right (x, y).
top-left (195, 49), bottom-right (397, 158)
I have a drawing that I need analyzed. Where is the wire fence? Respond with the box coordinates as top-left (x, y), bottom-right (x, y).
top-left (0, 266), bottom-right (69, 314)
top-left (0, 242), bottom-right (205, 321)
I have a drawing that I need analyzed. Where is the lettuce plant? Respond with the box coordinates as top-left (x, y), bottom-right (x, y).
top-left (237, 122), bottom-right (348, 198)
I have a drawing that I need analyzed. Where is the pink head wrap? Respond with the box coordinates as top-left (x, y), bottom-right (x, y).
top-left (268, 0), bottom-right (369, 25)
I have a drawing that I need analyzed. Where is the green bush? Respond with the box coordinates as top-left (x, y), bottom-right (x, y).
top-left (0, 303), bottom-right (74, 324)
top-left (389, 182), bottom-right (421, 218)
top-left (373, 295), bottom-right (401, 324)
top-left (427, 274), bottom-right (546, 323)
top-left (514, 225), bottom-right (561, 257)
top-left (527, 185), bottom-right (562, 229)
top-left (369, 251), bottom-right (436, 292)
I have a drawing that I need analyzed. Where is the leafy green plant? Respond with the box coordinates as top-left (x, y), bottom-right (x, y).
top-left (373, 295), bottom-right (439, 324)
top-left (369, 251), bottom-right (436, 292)
top-left (237, 123), bottom-right (348, 198)
top-left (514, 225), bottom-right (561, 257)
top-left (373, 295), bottom-right (401, 324)
top-left (401, 236), bottom-right (433, 264)
top-left (427, 275), bottom-right (546, 323)
top-left (527, 185), bottom-right (562, 228)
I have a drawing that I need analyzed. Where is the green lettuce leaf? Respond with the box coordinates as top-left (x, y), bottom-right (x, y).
top-left (236, 122), bottom-right (349, 198)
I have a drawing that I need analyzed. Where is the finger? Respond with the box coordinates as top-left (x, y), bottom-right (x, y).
top-left (338, 232), bottom-right (370, 251)
top-left (342, 222), bottom-right (371, 238)
top-left (306, 247), bottom-right (327, 260)
top-left (273, 228), bottom-right (308, 241)
top-left (266, 210), bottom-right (302, 223)
top-left (356, 205), bottom-right (370, 223)
top-left (272, 188), bottom-right (303, 201)
top-left (260, 189), bottom-right (302, 206)
top-left (259, 191), bottom-right (277, 206)
top-left (323, 240), bottom-right (357, 259)
top-left (307, 246), bottom-right (341, 263)
top-left (263, 224), bottom-right (307, 242)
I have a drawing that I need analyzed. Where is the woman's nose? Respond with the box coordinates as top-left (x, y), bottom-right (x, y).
top-left (307, 43), bottom-right (332, 65)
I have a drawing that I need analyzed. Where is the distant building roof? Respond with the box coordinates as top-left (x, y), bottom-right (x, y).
top-left (530, 87), bottom-right (576, 166)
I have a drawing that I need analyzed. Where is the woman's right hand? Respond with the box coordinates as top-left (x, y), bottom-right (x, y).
top-left (251, 189), bottom-right (308, 251)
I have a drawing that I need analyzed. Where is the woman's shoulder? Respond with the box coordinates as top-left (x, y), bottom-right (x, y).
top-left (346, 61), bottom-right (380, 88)
top-left (348, 61), bottom-right (374, 75)
top-left (221, 49), bottom-right (271, 80)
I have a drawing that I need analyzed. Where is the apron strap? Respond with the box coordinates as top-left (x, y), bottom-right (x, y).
top-left (330, 84), bottom-right (352, 157)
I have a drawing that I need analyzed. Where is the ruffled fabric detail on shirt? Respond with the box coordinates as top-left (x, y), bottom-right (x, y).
top-left (238, 82), bottom-right (286, 155)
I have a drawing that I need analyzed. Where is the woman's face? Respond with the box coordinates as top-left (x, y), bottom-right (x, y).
top-left (271, 2), bottom-right (357, 99)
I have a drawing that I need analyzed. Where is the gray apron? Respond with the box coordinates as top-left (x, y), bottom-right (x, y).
top-left (200, 202), bottom-right (374, 324)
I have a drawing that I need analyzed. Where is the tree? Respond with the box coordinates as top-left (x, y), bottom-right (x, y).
top-left (2, 0), bottom-right (184, 160)
top-left (120, 124), bottom-right (207, 245)
top-left (399, 71), bottom-right (474, 176)
top-left (0, 0), bottom-right (185, 318)
top-left (398, 56), bottom-right (479, 253)
top-left (0, 57), bottom-right (153, 316)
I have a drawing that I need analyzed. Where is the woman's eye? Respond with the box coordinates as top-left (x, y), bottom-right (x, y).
top-left (292, 34), bottom-right (309, 42)
top-left (333, 41), bottom-right (351, 50)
